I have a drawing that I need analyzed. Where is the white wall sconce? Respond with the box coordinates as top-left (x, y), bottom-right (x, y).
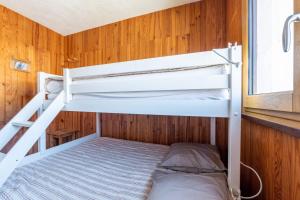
top-left (11, 58), bottom-right (30, 72)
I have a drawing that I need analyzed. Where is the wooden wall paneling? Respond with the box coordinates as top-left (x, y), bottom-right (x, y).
top-left (241, 118), bottom-right (300, 200)
top-left (240, 118), bottom-right (252, 197)
top-left (293, 139), bottom-right (300, 199)
top-left (226, 0), bottom-right (242, 44)
top-left (0, 9), bottom-right (5, 127)
top-left (100, 114), bottom-right (212, 145)
top-left (216, 118), bottom-right (228, 165)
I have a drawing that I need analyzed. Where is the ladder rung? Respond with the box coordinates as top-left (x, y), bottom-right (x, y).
top-left (12, 121), bottom-right (34, 128)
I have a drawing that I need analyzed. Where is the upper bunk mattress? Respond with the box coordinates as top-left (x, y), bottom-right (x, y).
top-left (46, 65), bottom-right (230, 101)
top-left (0, 137), bottom-right (169, 200)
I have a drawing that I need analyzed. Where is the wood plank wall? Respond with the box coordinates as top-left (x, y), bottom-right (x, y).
top-left (64, 0), bottom-right (228, 158)
top-left (0, 6), bottom-right (95, 153)
top-left (241, 118), bottom-right (300, 200)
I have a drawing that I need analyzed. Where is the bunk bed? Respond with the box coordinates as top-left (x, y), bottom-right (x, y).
top-left (0, 45), bottom-right (242, 199)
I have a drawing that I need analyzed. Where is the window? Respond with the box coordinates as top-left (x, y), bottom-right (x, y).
top-left (249, 0), bottom-right (294, 95)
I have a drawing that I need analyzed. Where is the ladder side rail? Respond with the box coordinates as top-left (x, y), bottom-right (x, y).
top-left (0, 92), bottom-right (45, 151)
top-left (0, 91), bottom-right (65, 187)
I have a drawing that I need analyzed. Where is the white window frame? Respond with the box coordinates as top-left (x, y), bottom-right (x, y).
top-left (243, 0), bottom-right (300, 115)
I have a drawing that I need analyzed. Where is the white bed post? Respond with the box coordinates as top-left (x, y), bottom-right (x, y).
top-left (210, 117), bottom-right (216, 145)
top-left (227, 44), bottom-right (242, 198)
top-left (64, 68), bottom-right (72, 103)
top-left (96, 113), bottom-right (101, 137)
top-left (37, 72), bottom-right (46, 152)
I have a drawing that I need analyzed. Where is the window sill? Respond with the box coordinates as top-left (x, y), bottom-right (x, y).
top-left (244, 91), bottom-right (293, 112)
top-left (242, 109), bottom-right (300, 138)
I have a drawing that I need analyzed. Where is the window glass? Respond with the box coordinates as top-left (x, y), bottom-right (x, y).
top-left (250, 0), bottom-right (294, 94)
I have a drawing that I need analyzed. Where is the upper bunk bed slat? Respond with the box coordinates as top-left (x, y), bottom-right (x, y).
top-left (69, 50), bottom-right (229, 79)
top-left (63, 99), bottom-right (230, 117)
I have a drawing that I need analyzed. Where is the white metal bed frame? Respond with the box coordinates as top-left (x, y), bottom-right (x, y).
top-left (0, 45), bottom-right (242, 198)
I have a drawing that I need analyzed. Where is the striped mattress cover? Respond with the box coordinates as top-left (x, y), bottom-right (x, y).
top-left (0, 137), bottom-right (170, 200)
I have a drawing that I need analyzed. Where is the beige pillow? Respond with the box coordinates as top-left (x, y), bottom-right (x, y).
top-left (148, 170), bottom-right (230, 200)
top-left (160, 143), bottom-right (226, 173)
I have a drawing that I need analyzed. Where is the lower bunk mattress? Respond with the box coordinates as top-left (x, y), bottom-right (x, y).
top-left (0, 137), bottom-right (230, 200)
top-left (0, 138), bottom-right (169, 200)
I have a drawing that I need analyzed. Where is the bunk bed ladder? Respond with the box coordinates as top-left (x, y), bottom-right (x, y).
top-left (0, 91), bottom-right (65, 187)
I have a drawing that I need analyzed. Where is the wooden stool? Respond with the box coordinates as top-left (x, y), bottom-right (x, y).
top-left (48, 129), bottom-right (79, 147)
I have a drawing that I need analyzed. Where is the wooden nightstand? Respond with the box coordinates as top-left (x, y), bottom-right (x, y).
top-left (48, 129), bottom-right (79, 147)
